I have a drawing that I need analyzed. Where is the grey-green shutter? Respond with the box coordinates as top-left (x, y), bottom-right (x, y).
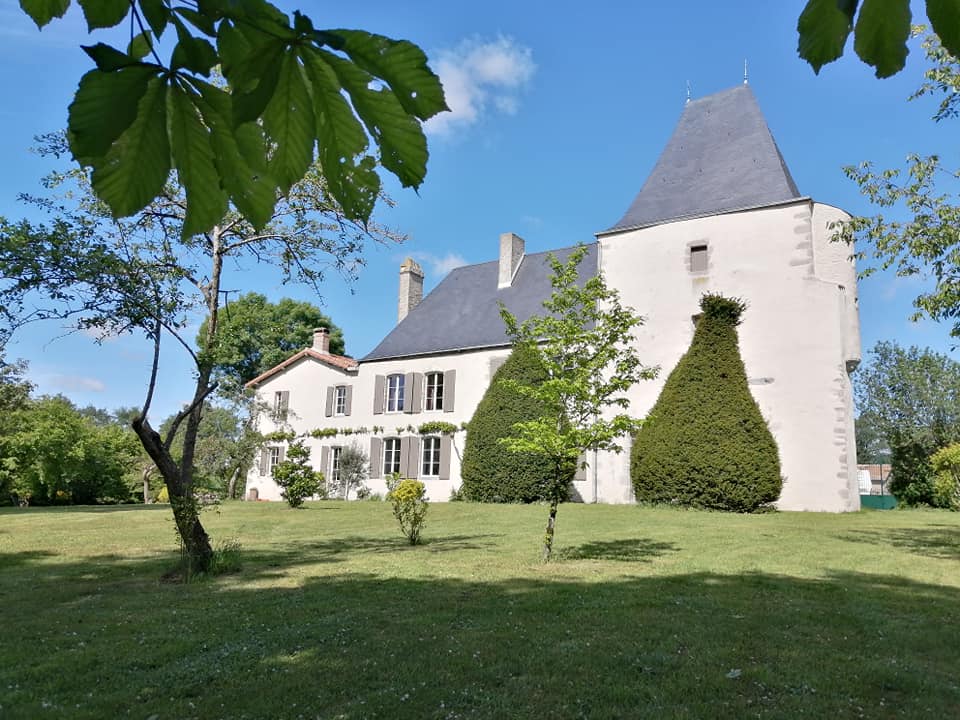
top-left (324, 386), bottom-right (334, 417)
top-left (373, 375), bottom-right (385, 414)
top-left (443, 369), bottom-right (456, 413)
top-left (411, 373), bottom-right (423, 414)
top-left (403, 372), bottom-right (418, 414)
top-left (404, 436), bottom-right (420, 478)
top-left (280, 390), bottom-right (290, 417)
top-left (344, 385), bottom-right (353, 416)
top-left (279, 445), bottom-right (286, 462)
top-left (369, 437), bottom-right (382, 479)
top-left (259, 448), bottom-right (269, 476)
top-left (439, 436), bottom-right (452, 480)
top-left (320, 446), bottom-right (330, 480)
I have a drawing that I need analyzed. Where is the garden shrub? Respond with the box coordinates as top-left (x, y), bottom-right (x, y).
top-left (272, 440), bottom-right (325, 508)
top-left (461, 345), bottom-right (571, 502)
top-left (631, 294), bottom-right (782, 512)
top-left (931, 444), bottom-right (960, 510)
top-left (386, 475), bottom-right (428, 544)
top-left (888, 440), bottom-right (945, 507)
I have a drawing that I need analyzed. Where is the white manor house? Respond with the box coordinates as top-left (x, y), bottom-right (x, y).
top-left (245, 85), bottom-right (862, 512)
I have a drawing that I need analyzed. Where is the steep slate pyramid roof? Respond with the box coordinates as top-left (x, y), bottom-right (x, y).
top-left (363, 244), bottom-right (598, 362)
top-left (602, 85), bottom-right (802, 234)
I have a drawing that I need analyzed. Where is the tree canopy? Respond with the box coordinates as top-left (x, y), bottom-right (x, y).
top-left (855, 340), bottom-right (960, 505)
top-left (18, 0), bottom-right (447, 233)
top-left (201, 292), bottom-right (346, 389)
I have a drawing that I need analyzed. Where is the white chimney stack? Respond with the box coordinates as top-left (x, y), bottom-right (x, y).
top-left (312, 327), bottom-right (330, 354)
top-left (498, 232), bottom-right (525, 289)
top-left (398, 258), bottom-right (424, 322)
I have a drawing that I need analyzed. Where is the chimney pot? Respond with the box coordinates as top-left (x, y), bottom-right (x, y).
top-left (398, 258), bottom-right (424, 322)
top-left (312, 327), bottom-right (330, 354)
top-left (498, 232), bottom-right (525, 289)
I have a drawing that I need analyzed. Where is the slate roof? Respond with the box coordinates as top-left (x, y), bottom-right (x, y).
top-left (362, 244), bottom-right (598, 362)
top-left (245, 349), bottom-right (357, 388)
top-left (600, 85), bottom-right (803, 235)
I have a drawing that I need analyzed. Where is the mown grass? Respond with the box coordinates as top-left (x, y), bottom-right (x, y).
top-left (1, 501), bottom-right (959, 719)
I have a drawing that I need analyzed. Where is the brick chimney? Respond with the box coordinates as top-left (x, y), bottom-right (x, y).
top-left (312, 327), bottom-right (330, 354)
top-left (398, 258), bottom-right (424, 322)
top-left (498, 232), bottom-right (525, 289)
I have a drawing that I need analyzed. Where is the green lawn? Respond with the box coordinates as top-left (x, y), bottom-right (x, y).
top-left (1, 502), bottom-right (959, 719)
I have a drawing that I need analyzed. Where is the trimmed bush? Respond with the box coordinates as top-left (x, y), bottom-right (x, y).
top-left (386, 475), bottom-right (428, 544)
top-left (272, 440), bottom-right (325, 508)
top-left (631, 294), bottom-right (782, 512)
top-left (461, 345), bottom-right (570, 502)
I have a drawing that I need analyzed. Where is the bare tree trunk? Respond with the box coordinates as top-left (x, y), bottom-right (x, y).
top-left (132, 415), bottom-right (213, 574)
top-left (542, 496), bottom-right (559, 562)
top-left (227, 465), bottom-right (241, 500)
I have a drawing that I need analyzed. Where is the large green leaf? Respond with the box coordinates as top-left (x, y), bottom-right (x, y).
top-left (927, 0), bottom-right (960, 61)
top-left (90, 77), bottom-right (171, 218)
top-left (331, 29), bottom-right (448, 120)
top-left (82, 42), bottom-right (139, 71)
top-left (170, 16), bottom-right (217, 75)
top-left (77, 0), bottom-right (128, 30)
top-left (218, 22), bottom-right (287, 124)
top-left (138, 0), bottom-right (169, 38)
top-left (797, 0), bottom-right (859, 73)
top-left (169, 83), bottom-right (229, 237)
top-left (19, 0), bottom-right (70, 29)
top-left (193, 80), bottom-right (276, 228)
top-left (302, 49), bottom-right (379, 222)
top-left (322, 50), bottom-right (429, 190)
top-left (854, 0), bottom-right (912, 77)
top-left (68, 64), bottom-right (159, 162)
top-left (262, 53), bottom-right (315, 194)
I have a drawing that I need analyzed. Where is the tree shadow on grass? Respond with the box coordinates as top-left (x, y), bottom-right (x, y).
top-left (3, 557), bottom-right (959, 720)
top-left (558, 537), bottom-right (679, 562)
top-left (837, 524), bottom-right (960, 560)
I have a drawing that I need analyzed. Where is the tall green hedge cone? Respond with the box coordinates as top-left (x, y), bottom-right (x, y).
top-left (461, 344), bottom-right (570, 502)
top-left (631, 294), bottom-right (782, 511)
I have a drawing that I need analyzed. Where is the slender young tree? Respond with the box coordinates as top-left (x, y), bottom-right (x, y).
top-left (499, 244), bottom-right (656, 561)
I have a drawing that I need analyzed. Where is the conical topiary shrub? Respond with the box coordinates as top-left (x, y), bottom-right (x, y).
top-left (631, 294), bottom-right (782, 511)
top-left (460, 344), bottom-right (570, 502)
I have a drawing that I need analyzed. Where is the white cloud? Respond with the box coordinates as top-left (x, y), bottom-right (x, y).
top-left (412, 252), bottom-right (469, 277)
top-left (49, 375), bottom-right (106, 393)
top-left (426, 36), bottom-right (536, 137)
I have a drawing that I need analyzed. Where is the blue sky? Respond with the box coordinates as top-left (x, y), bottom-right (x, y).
top-left (0, 1), bottom-right (955, 421)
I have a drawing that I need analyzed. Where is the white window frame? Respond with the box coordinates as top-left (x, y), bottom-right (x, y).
top-left (383, 437), bottom-right (402, 476)
top-left (330, 446), bottom-right (342, 484)
top-left (386, 374), bottom-right (405, 413)
top-left (268, 446), bottom-right (281, 473)
top-left (334, 385), bottom-right (347, 416)
top-left (273, 391), bottom-right (288, 420)
top-left (424, 372), bottom-right (444, 412)
top-left (421, 436), bottom-right (441, 477)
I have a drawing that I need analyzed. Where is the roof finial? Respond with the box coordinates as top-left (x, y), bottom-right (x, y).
top-left (686, 80), bottom-right (691, 104)
top-left (744, 59), bottom-right (749, 85)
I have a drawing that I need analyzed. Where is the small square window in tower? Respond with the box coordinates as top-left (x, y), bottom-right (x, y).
top-left (690, 244), bottom-right (708, 273)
